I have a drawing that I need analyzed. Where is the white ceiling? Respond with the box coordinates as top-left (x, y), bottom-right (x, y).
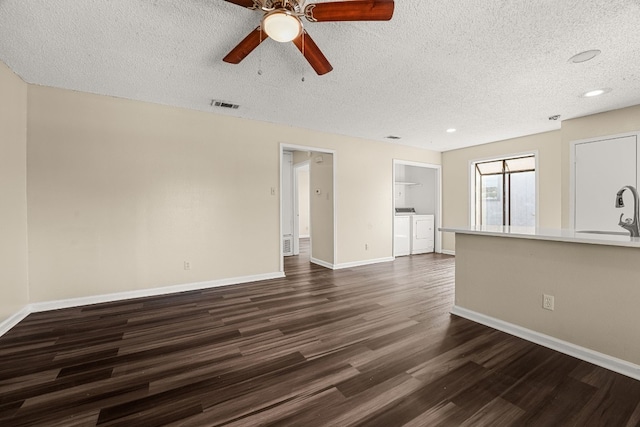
top-left (1, 0), bottom-right (639, 151)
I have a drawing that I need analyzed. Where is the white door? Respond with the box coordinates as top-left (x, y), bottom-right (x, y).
top-left (282, 151), bottom-right (294, 256)
top-left (575, 136), bottom-right (637, 232)
top-left (294, 162), bottom-right (310, 256)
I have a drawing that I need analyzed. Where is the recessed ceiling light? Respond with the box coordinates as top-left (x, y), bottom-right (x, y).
top-left (385, 135), bottom-right (401, 140)
top-left (581, 88), bottom-right (611, 98)
top-left (569, 49), bottom-right (601, 63)
top-left (446, 128), bottom-right (457, 133)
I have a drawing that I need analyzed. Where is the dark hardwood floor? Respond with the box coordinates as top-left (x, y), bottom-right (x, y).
top-left (1, 239), bottom-right (639, 426)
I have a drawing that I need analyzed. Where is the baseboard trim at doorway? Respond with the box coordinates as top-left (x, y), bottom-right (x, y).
top-left (334, 257), bottom-right (394, 270)
top-left (0, 306), bottom-right (31, 338)
top-left (310, 257), bottom-right (335, 269)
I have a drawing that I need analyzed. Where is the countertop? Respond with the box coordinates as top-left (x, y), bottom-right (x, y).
top-left (439, 225), bottom-right (640, 248)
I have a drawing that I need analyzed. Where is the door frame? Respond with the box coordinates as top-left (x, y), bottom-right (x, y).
top-left (280, 143), bottom-right (337, 274)
top-left (392, 159), bottom-right (443, 254)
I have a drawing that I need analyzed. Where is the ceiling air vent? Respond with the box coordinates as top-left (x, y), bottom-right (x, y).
top-left (385, 135), bottom-right (401, 140)
top-left (211, 99), bottom-right (240, 109)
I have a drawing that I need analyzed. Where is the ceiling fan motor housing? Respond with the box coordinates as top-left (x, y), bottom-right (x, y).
top-left (260, 0), bottom-right (302, 13)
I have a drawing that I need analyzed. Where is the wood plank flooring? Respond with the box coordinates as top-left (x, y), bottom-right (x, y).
top-left (1, 239), bottom-right (639, 426)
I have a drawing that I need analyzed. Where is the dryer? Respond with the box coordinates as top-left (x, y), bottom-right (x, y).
top-left (411, 214), bottom-right (435, 254)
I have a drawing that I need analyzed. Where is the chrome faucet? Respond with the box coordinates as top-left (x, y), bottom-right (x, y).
top-left (615, 185), bottom-right (640, 237)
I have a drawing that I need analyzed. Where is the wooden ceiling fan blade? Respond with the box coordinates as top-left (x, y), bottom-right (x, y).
top-left (223, 27), bottom-right (265, 64)
top-left (293, 31), bottom-right (333, 75)
top-left (223, 0), bottom-right (257, 9)
top-left (304, 0), bottom-right (394, 22)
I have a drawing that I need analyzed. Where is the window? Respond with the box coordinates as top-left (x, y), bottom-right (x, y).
top-left (473, 155), bottom-right (536, 226)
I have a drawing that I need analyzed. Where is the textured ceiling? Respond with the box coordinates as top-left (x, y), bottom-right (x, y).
top-left (1, 0), bottom-right (639, 151)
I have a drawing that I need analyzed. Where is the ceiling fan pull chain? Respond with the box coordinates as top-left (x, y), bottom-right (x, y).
top-left (258, 28), bottom-right (264, 75)
top-left (301, 32), bottom-right (306, 81)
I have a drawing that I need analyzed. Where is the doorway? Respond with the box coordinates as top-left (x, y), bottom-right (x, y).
top-left (280, 144), bottom-right (336, 274)
top-left (393, 160), bottom-right (442, 255)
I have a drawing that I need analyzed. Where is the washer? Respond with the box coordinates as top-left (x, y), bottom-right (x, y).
top-left (394, 208), bottom-right (415, 257)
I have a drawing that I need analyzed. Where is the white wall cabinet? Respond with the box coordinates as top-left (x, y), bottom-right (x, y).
top-left (573, 133), bottom-right (639, 232)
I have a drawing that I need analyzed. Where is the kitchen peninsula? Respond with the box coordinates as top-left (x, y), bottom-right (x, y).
top-left (441, 225), bottom-right (640, 380)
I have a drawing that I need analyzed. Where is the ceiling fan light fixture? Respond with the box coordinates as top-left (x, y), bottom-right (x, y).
top-left (262, 11), bottom-right (302, 43)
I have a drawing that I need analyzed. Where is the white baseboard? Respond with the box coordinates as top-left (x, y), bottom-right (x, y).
top-left (0, 272), bottom-right (285, 338)
top-left (451, 305), bottom-right (640, 381)
top-left (334, 257), bottom-right (395, 270)
top-left (310, 257), bottom-right (335, 269)
top-left (441, 249), bottom-right (455, 256)
top-left (0, 306), bottom-right (31, 337)
top-left (30, 272), bottom-right (285, 313)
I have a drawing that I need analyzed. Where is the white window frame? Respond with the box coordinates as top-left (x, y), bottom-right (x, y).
top-left (469, 151), bottom-right (539, 227)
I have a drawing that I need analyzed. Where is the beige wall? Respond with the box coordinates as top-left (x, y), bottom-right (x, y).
top-left (561, 105), bottom-right (640, 227)
top-left (292, 151), bottom-right (310, 165)
top-left (455, 233), bottom-right (640, 365)
top-left (25, 85), bottom-right (441, 302)
top-left (310, 153), bottom-right (334, 264)
top-left (0, 62), bottom-right (29, 322)
top-left (442, 105), bottom-right (640, 253)
top-left (442, 131), bottom-right (562, 252)
top-left (27, 86), bottom-right (282, 301)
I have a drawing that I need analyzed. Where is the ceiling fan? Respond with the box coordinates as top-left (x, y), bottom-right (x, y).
top-left (222, 0), bottom-right (395, 75)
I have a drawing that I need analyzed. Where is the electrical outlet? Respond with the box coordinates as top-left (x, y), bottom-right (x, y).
top-left (184, 261), bottom-right (191, 270)
top-left (543, 294), bottom-right (554, 311)
top-left (365, 243), bottom-right (369, 250)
